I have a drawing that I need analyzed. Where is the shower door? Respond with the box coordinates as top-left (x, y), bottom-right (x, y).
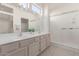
top-left (50, 11), bottom-right (79, 48)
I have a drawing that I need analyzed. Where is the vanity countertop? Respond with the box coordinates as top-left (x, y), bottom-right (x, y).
top-left (0, 32), bottom-right (49, 45)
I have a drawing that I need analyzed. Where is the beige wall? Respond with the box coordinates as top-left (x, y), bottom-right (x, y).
top-left (50, 8), bottom-right (79, 49)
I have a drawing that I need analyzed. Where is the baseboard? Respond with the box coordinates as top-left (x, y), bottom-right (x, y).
top-left (51, 41), bottom-right (79, 53)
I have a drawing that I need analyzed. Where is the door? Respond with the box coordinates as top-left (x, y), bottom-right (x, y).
top-left (50, 11), bottom-right (79, 48)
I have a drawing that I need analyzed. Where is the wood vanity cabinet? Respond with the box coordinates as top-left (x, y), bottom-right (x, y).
top-left (28, 37), bottom-right (40, 56)
top-left (0, 33), bottom-right (50, 56)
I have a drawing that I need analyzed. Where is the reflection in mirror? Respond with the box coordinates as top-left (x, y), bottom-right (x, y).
top-left (21, 18), bottom-right (29, 32)
top-left (0, 4), bottom-right (13, 13)
top-left (0, 13), bottom-right (13, 33)
top-left (29, 18), bottom-right (40, 33)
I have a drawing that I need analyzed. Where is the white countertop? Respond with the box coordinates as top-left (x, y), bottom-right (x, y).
top-left (0, 32), bottom-right (49, 45)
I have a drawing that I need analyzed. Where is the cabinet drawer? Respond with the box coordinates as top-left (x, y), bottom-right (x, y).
top-left (7, 48), bottom-right (27, 56)
top-left (1, 41), bottom-right (19, 54)
top-left (45, 34), bottom-right (50, 38)
top-left (19, 39), bottom-right (29, 47)
top-left (34, 37), bottom-right (40, 42)
top-left (40, 35), bottom-right (47, 40)
top-left (19, 38), bottom-right (34, 48)
top-left (40, 36), bottom-right (44, 39)
top-left (29, 38), bottom-right (35, 44)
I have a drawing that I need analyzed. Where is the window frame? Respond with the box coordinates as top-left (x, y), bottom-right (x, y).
top-left (18, 3), bottom-right (29, 10)
top-left (31, 4), bottom-right (42, 15)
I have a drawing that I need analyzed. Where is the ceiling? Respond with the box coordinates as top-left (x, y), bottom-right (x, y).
top-left (36, 3), bottom-right (79, 15)
top-left (47, 3), bottom-right (79, 16)
top-left (8, 3), bottom-right (79, 16)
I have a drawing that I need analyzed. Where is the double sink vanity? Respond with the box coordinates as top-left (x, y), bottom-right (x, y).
top-left (0, 32), bottom-right (50, 56)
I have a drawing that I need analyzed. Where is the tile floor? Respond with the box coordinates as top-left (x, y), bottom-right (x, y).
top-left (39, 45), bottom-right (79, 56)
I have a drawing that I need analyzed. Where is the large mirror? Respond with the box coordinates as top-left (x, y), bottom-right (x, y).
top-left (0, 4), bottom-right (13, 34)
top-left (21, 17), bottom-right (40, 33)
top-left (0, 3), bottom-right (42, 34)
top-left (0, 13), bottom-right (13, 33)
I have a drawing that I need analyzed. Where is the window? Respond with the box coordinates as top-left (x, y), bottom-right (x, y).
top-left (19, 3), bottom-right (29, 9)
top-left (32, 4), bottom-right (42, 15)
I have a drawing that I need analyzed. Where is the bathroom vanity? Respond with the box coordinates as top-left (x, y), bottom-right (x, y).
top-left (0, 4), bottom-right (50, 56)
top-left (0, 33), bottom-right (50, 56)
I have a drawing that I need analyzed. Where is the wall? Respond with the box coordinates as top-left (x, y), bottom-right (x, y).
top-left (41, 4), bottom-right (50, 33)
top-left (50, 11), bottom-right (79, 49)
top-left (3, 4), bottom-right (41, 33)
top-left (50, 3), bottom-right (79, 16)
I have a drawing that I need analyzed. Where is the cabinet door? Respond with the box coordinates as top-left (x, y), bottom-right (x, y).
top-left (29, 42), bottom-right (40, 56)
top-left (46, 34), bottom-right (50, 47)
top-left (6, 47), bottom-right (27, 56)
top-left (1, 41), bottom-right (19, 54)
top-left (40, 36), bottom-right (47, 52)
